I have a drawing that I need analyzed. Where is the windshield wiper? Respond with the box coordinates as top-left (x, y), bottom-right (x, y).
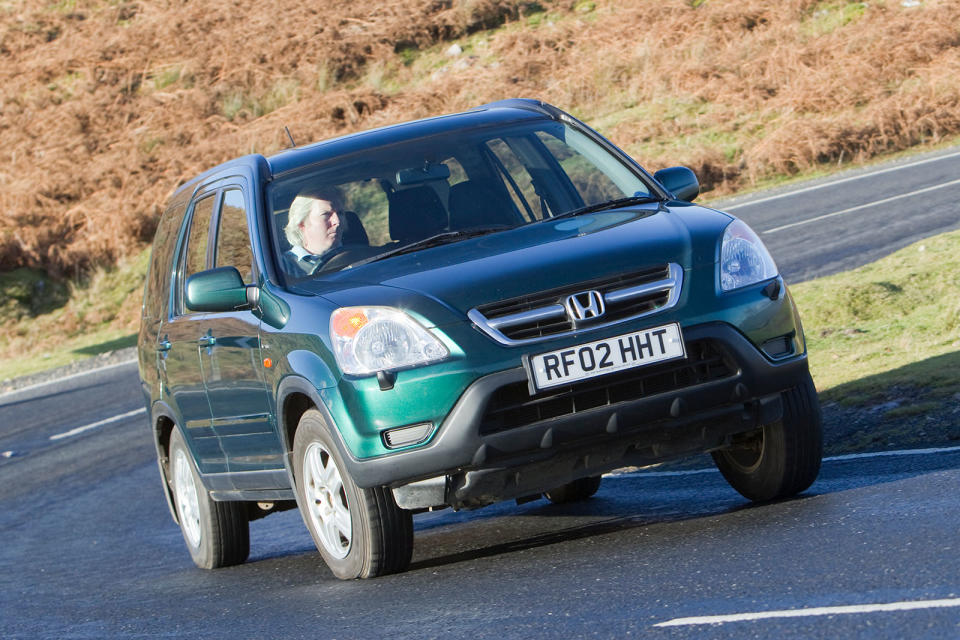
top-left (352, 225), bottom-right (511, 267)
top-left (551, 195), bottom-right (664, 220)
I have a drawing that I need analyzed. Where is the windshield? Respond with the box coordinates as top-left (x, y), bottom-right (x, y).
top-left (269, 120), bottom-right (656, 279)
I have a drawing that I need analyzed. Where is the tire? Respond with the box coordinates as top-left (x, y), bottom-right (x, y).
top-left (292, 409), bottom-right (413, 579)
top-left (544, 475), bottom-right (602, 504)
top-left (168, 427), bottom-right (250, 569)
top-left (712, 372), bottom-right (823, 502)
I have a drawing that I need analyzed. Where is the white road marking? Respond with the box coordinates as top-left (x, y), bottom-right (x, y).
top-left (762, 177), bottom-right (960, 234)
top-left (654, 597), bottom-right (960, 627)
top-left (49, 407), bottom-right (146, 441)
top-left (607, 467), bottom-right (717, 478)
top-left (606, 444), bottom-right (960, 479)
top-left (826, 445), bottom-right (960, 461)
top-left (721, 149), bottom-right (960, 211)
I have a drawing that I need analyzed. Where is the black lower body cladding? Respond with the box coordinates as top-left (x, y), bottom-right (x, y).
top-left (340, 323), bottom-right (812, 500)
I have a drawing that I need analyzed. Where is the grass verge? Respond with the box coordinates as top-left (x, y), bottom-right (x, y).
top-left (792, 229), bottom-right (960, 453)
top-left (0, 249), bottom-right (148, 383)
top-left (793, 230), bottom-right (960, 398)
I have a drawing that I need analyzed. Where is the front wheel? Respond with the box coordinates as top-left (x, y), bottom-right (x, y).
top-left (293, 409), bottom-right (413, 579)
top-left (712, 373), bottom-right (823, 502)
top-left (168, 427), bottom-right (249, 569)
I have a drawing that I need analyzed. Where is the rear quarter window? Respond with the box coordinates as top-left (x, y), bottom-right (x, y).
top-left (142, 200), bottom-right (186, 322)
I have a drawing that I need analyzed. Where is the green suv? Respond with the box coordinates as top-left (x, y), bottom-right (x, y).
top-left (139, 99), bottom-right (822, 579)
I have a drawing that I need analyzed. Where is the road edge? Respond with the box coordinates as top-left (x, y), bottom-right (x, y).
top-left (0, 347), bottom-right (138, 397)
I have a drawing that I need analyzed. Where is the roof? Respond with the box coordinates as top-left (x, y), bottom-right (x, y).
top-left (170, 99), bottom-right (560, 199)
top-left (265, 100), bottom-right (557, 177)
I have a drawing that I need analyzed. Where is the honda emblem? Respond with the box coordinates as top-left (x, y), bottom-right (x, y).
top-left (565, 290), bottom-right (606, 323)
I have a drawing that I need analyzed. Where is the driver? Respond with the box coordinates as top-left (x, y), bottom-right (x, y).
top-left (283, 187), bottom-right (344, 274)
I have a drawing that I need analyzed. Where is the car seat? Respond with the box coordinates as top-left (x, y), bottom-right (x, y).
top-left (387, 186), bottom-right (448, 244)
top-left (448, 181), bottom-right (521, 230)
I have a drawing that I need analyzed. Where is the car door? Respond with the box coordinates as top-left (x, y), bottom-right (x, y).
top-left (200, 187), bottom-right (283, 474)
top-left (160, 191), bottom-right (227, 474)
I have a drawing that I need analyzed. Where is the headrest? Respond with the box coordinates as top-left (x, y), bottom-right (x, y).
top-left (448, 181), bottom-right (520, 230)
top-left (388, 186), bottom-right (447, 244)
top-left (339, 210), bottom-right (369, 245)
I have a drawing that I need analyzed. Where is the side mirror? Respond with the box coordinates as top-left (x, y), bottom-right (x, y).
top-left (185, 267), bottom-right (258, 312)
top-left (653, 166), bottom-right (700, 202)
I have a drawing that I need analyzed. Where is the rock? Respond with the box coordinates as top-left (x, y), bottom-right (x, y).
top-left (870, 400), bottom-right (902, 413)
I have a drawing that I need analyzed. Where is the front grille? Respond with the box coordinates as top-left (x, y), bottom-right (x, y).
top-left (469, 264), bottom-right (682, 345)
top-left (480, 340), bottom-right (736, 435)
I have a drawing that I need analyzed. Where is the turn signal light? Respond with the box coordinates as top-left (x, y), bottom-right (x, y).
top-left (332, 308), bottom-right (369, 338)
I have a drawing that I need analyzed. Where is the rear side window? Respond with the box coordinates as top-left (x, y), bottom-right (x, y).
top-left (214, 189), bottom-right (255, 284)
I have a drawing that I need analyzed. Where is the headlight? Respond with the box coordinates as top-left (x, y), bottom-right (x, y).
top-left (330, 307), bottom-right (449, 375)
top-left (720, 219), bottom-right (778, 291)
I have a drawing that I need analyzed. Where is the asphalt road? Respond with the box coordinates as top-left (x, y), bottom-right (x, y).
top-left (2, 147), bottom-right (959, 638)
top-left (713, 145), bottom-right (960, 282)
top-left (1, 363), bottom-right (958, 639)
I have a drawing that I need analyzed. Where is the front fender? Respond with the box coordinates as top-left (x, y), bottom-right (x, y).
top-left (276, 374), bottom-right (368, 493)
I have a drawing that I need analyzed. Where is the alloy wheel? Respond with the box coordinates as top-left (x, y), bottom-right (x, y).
top-left (303, 442), bottom-right (352, 559)
top-left (173, 448), bottom-right (202, 548)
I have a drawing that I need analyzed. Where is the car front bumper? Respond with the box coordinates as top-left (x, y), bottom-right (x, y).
top-left (338, 321), bottom-right (811, 506)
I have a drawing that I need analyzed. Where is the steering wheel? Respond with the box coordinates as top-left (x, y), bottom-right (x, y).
top-left (306, 247), bottom-right (346, 276)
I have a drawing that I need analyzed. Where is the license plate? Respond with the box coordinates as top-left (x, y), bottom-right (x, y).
top-left (524, 323), bottom-right (686, 393)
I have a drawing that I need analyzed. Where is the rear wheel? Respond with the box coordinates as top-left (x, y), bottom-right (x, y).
top-left (293, 409), bottom-right (413, 579)
top-left (169, 427), bottom-right (249, 569)
top-left (712, 373), bottom-right (822, 502)
top-left (544, 475), bottom-right (602, 504)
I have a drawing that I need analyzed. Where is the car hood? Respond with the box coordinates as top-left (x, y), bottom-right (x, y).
top-left (296, 204), bottom-right (731, 321)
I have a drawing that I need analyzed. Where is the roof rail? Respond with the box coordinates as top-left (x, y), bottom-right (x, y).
top-left (470, 98), bottom-right (565, 120)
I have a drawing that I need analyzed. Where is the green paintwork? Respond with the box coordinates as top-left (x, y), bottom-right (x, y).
top-left (139, 100), bottom-right (811, 495)
top-left (184, 266), bottom-right (249, 312)
top-left (254, 284), bottom-right (290, 329)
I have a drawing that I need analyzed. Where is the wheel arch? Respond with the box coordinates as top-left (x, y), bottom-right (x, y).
top-left (150, 401), bottom-right (180, 523)
top-left (276, 375), bottom-right (353, 491)
top-left (276, 344), bottom-right (342, 476)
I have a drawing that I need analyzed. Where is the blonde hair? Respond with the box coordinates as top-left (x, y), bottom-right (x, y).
top-left (284, 187), bottom-right (345, 247)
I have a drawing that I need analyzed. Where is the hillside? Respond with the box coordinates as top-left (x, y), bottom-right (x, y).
top-left (1, 0), bottom-right (959, 352)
